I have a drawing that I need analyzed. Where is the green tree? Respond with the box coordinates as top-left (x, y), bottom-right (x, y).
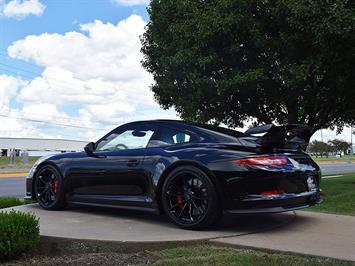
top-left (328, 139), bottom-right (352, 156)
top-left (308, 140), bottom-right (333, 157)
top-left (141, 0), bottom-right (355, 134)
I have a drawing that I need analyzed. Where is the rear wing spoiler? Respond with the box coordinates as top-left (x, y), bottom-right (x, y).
top-left (243, 124), bottom-right (312, 151)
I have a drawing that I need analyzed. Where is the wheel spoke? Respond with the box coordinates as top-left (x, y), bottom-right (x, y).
top-left (44, 191), bottom-right (50, 203)
top-left (191, 195), bottom-right (208, 201)
top-left (178, 203), bottom-right (188, 217)
top-left (183, 176), bottom-right (190, 191)
top-left (170, 200), bottom-right (186, 211)
top-left (191, 200), bottom-right (199, 211)
top-left (188, 203), bottom-right (194, 221)
top-left (48, 188), bottom-right (55, 197)
top-left (38, 189), bottom-right (47, 197)
top-left (190, 177), bottom-right (195, 190)
top-left (38, 176), bottom-right (46, 185)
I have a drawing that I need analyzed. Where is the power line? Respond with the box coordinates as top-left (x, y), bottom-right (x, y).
top-left (0, 61), bottom-right (86, 88)
top-left (0, 66), bottom-right (85, 92)
top-left (0, 114), bottom-right (107, 131)
top-left (0, 55), bottom-right (122, 93)
top-left (8, 108), bottom-right (111, 126)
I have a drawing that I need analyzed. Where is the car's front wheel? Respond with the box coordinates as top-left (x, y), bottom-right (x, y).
top-left (161, 165), bottom-right (220, 230)
top-left (34, 164), bottom-right (67, 210)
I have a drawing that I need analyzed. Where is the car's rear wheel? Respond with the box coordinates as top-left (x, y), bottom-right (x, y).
top-left (34, 165), bottom-right (67, 210)
top-left (161, 165), bottom-right (220, 230)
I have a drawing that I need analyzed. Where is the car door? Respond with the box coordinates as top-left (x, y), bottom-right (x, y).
top-left (69, 122), bottom-right (158, 209)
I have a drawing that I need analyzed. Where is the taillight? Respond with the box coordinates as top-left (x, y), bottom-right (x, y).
top-left (233, 155), bottom-right (288, 166)
top-left (260, 189), bottom-right (285, 195)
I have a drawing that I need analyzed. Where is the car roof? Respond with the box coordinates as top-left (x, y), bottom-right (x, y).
top-left (127, 119), bottom-right (244, 142)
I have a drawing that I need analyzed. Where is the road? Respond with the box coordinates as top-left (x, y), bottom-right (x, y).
top-left (0, 176), bottom-right (26, 198)
top-left (0, 164), bottom-right (354, 198)
top-left (320, 163), bottom-right (355, 175)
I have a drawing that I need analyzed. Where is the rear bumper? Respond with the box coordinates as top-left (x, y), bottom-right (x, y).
top-left (225, 189), bottom-right (321, 214)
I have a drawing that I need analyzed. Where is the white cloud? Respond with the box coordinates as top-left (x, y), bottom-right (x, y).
top-left (113, 0), bottom-right (149, 6)
top-left (6, 14), bottom-right (177, 140)
top-left (0, 74), bottom-right (26, 110)
top-left (1, 0), bottom-right (45, 19)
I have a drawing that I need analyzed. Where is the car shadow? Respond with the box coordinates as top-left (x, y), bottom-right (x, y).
top-left (65, 203), bottom-right (297, 233)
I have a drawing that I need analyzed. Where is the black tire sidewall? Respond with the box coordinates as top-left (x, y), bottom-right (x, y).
top-left (161, 165), bottom-right (220, 230)
top-left (34, 164), bottom-right (66, 210)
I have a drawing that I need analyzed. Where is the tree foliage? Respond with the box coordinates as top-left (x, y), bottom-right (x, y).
top-left (141, 0), bottom-right (355, 133)
top-left (308, 140), bottom-right (333, 157)
top-left (328, 139), bottom-right (352, 155)
top-left (308, 139), bottom-right (351, 156)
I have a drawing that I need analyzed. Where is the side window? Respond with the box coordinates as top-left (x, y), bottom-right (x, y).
top-left (96, 127), bottom-right (155, 151)
top-left (148, 127), bottom-right (194, 147)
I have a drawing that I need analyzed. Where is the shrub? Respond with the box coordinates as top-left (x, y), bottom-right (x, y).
top-left (0, 197), bottom-right (25, 209)
top-left (0, 210), bottom-right (40, 261)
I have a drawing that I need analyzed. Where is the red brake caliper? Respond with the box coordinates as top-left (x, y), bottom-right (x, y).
top-left (176, 192), bottom-right (184, 209)
top-left (54, 179), bottom-right (59, 195)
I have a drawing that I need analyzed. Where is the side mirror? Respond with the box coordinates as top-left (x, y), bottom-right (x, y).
top-left (84, 142), bottom-right (96, 157)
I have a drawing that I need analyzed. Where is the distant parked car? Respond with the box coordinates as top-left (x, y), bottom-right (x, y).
top-left (25, 120), bottom-right (321, 230)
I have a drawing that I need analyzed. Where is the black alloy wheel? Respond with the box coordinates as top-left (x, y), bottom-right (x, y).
top-left (162, 166), bottom-right (220, 230)
top-left (34, 165), bottom-right (66, 210)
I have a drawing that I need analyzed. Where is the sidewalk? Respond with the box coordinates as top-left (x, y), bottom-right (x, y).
top-left (211, 211), bottom-right (355, 262)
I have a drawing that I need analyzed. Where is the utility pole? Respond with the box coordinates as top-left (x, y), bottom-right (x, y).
top-left (321, 129), bottom-right (323, 142)
top-left (351, 127), bottom-right (354, 155)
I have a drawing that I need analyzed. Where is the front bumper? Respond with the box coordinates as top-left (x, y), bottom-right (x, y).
top-left (24, 177), bottom-right (34, 201)
top-left (225, 189), bottom-right (321, 214)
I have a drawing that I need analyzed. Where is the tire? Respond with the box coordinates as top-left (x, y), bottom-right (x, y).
top-left (34, 164), bottom-right (67, 210)
top-left (161, 165), bottom-right (221, 230)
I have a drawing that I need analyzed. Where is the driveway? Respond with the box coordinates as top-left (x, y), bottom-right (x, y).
top-left (3, 204), bottom-right (355, 262)
top-left (212, 211), bottom-right (355, 262)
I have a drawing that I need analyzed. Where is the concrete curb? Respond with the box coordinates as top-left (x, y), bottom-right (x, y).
top-left (0, 172), bottom-right (28, 178)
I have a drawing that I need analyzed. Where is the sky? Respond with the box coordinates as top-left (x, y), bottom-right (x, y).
top-left (0, 0), bottom-right (353, 144)
top-left (0, 0), bottom-right (177, 142)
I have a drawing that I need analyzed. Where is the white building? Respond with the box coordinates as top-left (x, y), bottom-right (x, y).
top-left (0, 137), bottom-right (87, 157)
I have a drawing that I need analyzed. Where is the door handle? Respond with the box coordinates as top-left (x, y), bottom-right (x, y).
top-left (126, 160), bottom-right (139, 167)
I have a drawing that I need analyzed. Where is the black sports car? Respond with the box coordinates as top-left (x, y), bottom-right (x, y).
top-left (25, 120), bottom-right (321, 229)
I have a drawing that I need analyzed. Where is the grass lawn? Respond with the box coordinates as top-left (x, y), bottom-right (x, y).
top-left (0, 197), bottom-right (30, 209)
top-left (0, 156), bottom-right (39, 169)
top-left (312, 155), bottom-right (355, 163)
top-left (151, 245), bottom-right (354, 266)
top-left (6, 245), bottom-right (354, 265)
top-left (308, 173), bottom-right (355, 216)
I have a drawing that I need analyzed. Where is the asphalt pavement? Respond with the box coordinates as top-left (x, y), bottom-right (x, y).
top-left (320, 163), bottom-right (355, 175)
top-left (0, 176), bottom-right (25, 198)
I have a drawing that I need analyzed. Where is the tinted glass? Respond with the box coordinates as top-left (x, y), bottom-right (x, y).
top-left (96, 126), bottom-right (156, 151)
top-left (148, 127), bottom-right (194, 147)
